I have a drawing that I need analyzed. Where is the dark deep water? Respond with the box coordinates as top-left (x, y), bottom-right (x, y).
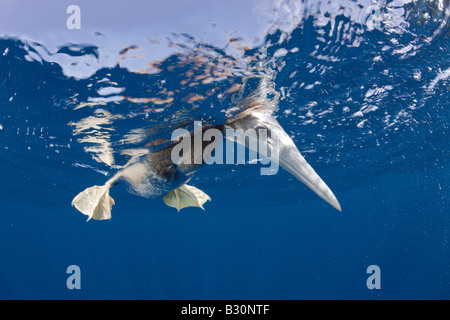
top-left (0, 0), bottom-right (449, 299)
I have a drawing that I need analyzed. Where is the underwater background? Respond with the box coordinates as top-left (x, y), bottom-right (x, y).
top-left (0, 0), bottom-right (449, 299)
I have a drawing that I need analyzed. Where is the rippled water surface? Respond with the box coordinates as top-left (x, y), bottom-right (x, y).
top-left (0, 0), bottom-right (449, 299)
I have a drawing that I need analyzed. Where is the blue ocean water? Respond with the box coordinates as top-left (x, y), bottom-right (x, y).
top-left (0, 0), bottom-right (449, 299)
